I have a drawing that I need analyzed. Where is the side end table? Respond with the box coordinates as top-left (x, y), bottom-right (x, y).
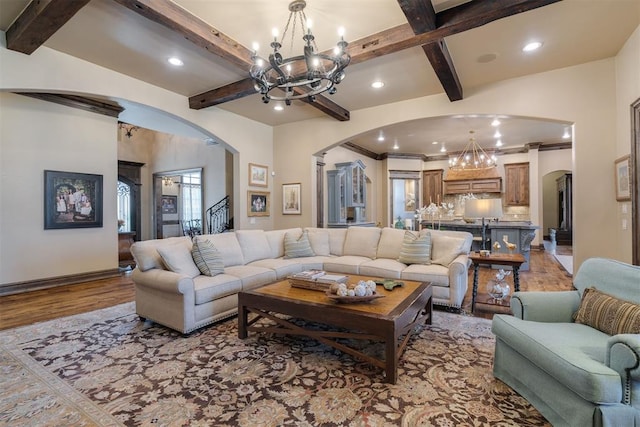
top-left (469, 252), bottom-right (526, 313)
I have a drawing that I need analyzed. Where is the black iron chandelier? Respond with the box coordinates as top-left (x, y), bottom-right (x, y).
top-left (249, 0), bottom-right (350, 105)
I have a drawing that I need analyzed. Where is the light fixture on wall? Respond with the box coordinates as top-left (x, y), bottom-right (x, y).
top-left (119, 122), bottom-right (139, 139)
top-left (249, 0), bottom-right (350, 105)
top-left (162, 176), bottom-right (174, 187)
top-left (448, 130), bottom-right (497, 170)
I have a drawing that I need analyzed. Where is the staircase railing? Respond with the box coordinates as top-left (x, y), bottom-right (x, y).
top-left (206, 196), bottom-right (231, 234)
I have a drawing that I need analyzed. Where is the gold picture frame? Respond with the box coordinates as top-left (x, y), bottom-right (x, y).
top-left (282, 183), bottom-right (301, 215)
top-left (248, 190), bottom-right (270, 217)
top-left (248, 163), bottom-right (268, 187)
top-left (614, 155), bottom-right (631, 201)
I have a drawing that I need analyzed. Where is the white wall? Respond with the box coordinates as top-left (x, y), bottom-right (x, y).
top-left (274, 58), bottom-right (623, 271)
top-left (0, 41), bottom-right (275, 232)
top-left (615, 25), bottom-right (640, 262)
top-left (0, 93), bottom-right (117, 284)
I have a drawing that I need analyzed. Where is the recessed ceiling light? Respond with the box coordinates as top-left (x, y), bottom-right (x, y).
top-left (274, 104), bottom-right (284, 111)
top-left (440, 145), bottom-right (446, 153)
top-left (522, 41), bottom-right (543, 52)
top-left (491, 119), bottom-right (501, 127)
top-left (393, 140), bottom-right (399, 150)
top-left (377, 133), bottom-right (385, 142)
top-left (562, 128), bottom-right (571, 139)
top-left (496, 139), bottom-right (503, 147)
top-left (371, 81), bottom-right (385, 89)
top-left (432, 141), bottom-right (438, 145)
top-left (168, 57), bottom-right (184, 66)
top-left (494, 130), bottom-right (502, 138)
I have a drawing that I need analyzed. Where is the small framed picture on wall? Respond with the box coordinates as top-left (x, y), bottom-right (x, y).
top-left (44, 170), bottom-right (103, 229)
top-left (614, 155), bottom-right (631, 201)
top-left (248, 190), bottom-right (270, 217)
top-left (282, 183), bottom-right (301, 215)
top-left (248, 163), bottom-right (268, 187)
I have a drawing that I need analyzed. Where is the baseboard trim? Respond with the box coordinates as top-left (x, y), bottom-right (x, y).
top-left (0, 269), bottom-right (122, 296)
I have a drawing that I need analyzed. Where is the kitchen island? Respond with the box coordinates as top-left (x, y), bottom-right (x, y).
top-left (421, 219), bottom-right (538, 270)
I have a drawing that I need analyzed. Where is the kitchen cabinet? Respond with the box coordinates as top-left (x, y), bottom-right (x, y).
top-left (504, 162), bottom-right (529, 205)
top-left (328, 161), bottom-right (368, 227)
top-left (422, 169), bottom-right (443, 205)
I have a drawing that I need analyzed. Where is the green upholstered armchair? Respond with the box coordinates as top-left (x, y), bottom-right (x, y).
top-left (492, 258), bottom-right (640, 427)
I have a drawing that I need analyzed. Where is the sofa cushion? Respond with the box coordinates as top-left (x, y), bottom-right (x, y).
top-left (327, 228), bottom-right (348, 256)
top-left (191, 239), bottom-right (224, 277)
top-left (156, 243), bottom-right (200, 278)
top-left (401, 263), bottom-right (450, 285)
top-left (492, 315), bottom-right (622, 404)
top-left (306, 228), bottom-right (331, 256)
top-left (236, 230), bottom-right (272, 263)
top-left (249, 258), bottom-right (304, 279)
top-left (430, 234), bottom-right (467, 266)
top-left (323, 255), bottom-right (370, 274)
top-left (343, 227), bottom-right (381, 259)
top-left (224, 265), bottom-right (276, 291)
top-left (193, 274), bottom-right (242, 305)
top-left (573, 287), bottom-right (640, 335)
top-left (263, 228), bottom-right (300, 258)
top-left (196, 233), bottom-right (244, 267)
top-left (131, 236), bottom-right (192, 272)
top-left (359, 258), bottom-right (405, 279)
top-left (284, 230), bottom-right (315, 258)
top-left (376, 227), bottom-right (406, 260)
top-left (398, 231), bottom-right (431, 265)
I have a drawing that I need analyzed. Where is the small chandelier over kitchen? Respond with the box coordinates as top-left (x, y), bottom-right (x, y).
top-left (449, 131), bottom-right (497, 170)
top-left (249, 0), bottom-right (350, 105)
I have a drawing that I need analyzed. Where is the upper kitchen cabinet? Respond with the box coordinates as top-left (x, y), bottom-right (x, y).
top-left (504, 162), bottom-right (530, 206)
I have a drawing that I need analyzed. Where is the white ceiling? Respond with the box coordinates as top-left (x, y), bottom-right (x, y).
top-left (2, 0), bottom-right (639, 155)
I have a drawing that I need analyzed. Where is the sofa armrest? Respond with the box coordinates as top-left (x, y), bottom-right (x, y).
top-left (447, 253), bottom-right (470, 307)
top-left (606, 334), bottom-right (640, 405)
top-left (511, 290), bottom-right (581, 322)
top-left (131, 267), bottom-right (194, 296)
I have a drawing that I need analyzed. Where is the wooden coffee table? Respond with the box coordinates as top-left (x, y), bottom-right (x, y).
top-left (238, 275), bottom-right (432, 384)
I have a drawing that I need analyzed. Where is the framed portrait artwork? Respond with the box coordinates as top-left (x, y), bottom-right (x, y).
top-left (248, 163), bottom-right (268, 187)
top-left (44, 170), bottom-right (103, 229)
top-left (282, 183), bottom-right (301, 215)
top-left (614, 155), bottom-right (631, 201)
top-left (161, 195), bottom-right (178, 214)
top-left (248, 190), bottom-right (270, 217)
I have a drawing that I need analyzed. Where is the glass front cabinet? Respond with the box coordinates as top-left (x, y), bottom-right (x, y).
top-left (327, 160), bottom-right (367, 227)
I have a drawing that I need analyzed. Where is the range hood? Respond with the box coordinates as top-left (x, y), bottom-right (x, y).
top-left (443, 168), bottom-right (502, 194)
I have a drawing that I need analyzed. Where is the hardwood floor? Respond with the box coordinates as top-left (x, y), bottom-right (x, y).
top-left (0, 244), bottom-right (574, 330)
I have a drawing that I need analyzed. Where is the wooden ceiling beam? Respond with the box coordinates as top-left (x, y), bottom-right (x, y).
top-left (194, 0), bottom-right (559, 108)
top-left (113, 0), bottom-right (351, 119)
top-left (111, 0), bottom-right (254, 70)
top-left (398, 0), bottom-right (463, 102)
top-left (15, 93), bottom-right (124, 117)
top-left (292, 88), bottom-right (350, 122)
top-left (5, 0), bottom-right (91, 55)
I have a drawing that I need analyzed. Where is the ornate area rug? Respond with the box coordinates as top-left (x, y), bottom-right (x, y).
top-left (0, 302), bottom-right (549, 426)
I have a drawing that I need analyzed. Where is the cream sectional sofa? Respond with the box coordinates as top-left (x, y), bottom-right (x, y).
top-left (131, 226), bottom-right (473, 333)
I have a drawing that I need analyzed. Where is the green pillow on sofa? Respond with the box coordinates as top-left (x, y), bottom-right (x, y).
top-left (191, 239), bottom-right (224, 277)
top-left (398, 231), bottom-right (431, 265)
top-left (284, 230), bottom-right (315, 258)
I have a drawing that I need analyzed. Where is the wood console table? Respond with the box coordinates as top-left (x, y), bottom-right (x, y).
top-left (469, 252), bottom-right (525, 313)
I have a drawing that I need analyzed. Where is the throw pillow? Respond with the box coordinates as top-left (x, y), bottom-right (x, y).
top-left (430, 235), bottom-right (466, 266)
top-left (156, 243), bottom-right (200, 278)
top-left (573, 287), bottom-right (640, 335)
top-left (284, 230), bottom-right (315, 259)
top-left (191, 239), bottom-right (224, 277)
top-left (398, 231), bottom-right (431, 265)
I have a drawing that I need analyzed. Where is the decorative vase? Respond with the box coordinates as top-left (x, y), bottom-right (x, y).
top-left (486, 280), bottom-right (510, 303)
